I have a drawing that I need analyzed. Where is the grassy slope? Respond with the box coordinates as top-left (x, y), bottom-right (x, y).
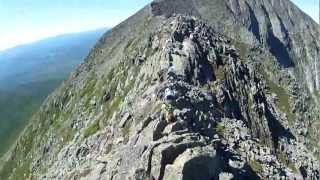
top-left (0, 79), bottom-right (62, 155)
top-left (0, 28), bottom-right (107, 157)
top-left (0, 11), bottom-right (154, 178)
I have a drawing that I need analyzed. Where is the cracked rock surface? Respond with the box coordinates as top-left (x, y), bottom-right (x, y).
top-left (1, 1), bottom-right (320, 180)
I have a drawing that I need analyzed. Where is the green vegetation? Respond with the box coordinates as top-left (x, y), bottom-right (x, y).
top-left (266, 79), bottom-right (295, 123)
top-left (0, 27), bottom-right (146, 179)
top-left (124, 38), bottom-right (140, 51)
top-left (51, 97), bottom-right (76, 144)
top-left (0, 79), bottom-right (62, 156)
top-left (105, 96), bottom-right (123, 120)
top-left (100, 59), bottom-right (140, 125)
top-left (0, 122), bottom-right (38, 179)
top-left (0, 29), bottom-right (105, 158)
top-left (80, 74), bottom-right (97, 98)
top-left (306, 130), bottom-right (320, 160)
top-left (214, 65), bottom-right (225, 80)
top-left (83, 121), bottom-right (100, 139)
top-left (0, 157), bottom-right (32, 180)
top-left (59, 127), bottom-right (76, 143)
top-left (249, 159), bottom-right (263, 173)
top-left (277, 150), bottom-right (287, 163)
top-left (0, 81), bottom-right (77, 179)
top-left (234, 41), bottom-right (249, 63)
top-left (288, 162), bottom-right (297, 173)
top-left (277, 151), bottom-right (297, 172)
top-left (214, 123), bottom-right (226, 136)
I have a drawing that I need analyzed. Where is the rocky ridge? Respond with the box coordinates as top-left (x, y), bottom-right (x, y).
top-left (45, 15), bottom-right (319, 179)
top-left (1, 0), bottom-right (320, 180)
top-left (149, 0), bottom-right (320, 156)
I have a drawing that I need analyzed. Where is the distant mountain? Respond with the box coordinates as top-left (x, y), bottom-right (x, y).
top-left (0, 28), bottom-right (107, 156)
top-left (0, 28), bottom-right (107, 90)
top-left (2, 0), bottom-right (320, 179)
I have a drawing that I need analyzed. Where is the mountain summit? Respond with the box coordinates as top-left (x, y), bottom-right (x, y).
top-left (151, 0), bottom-right (320, 90)
top-left (1, 0), bottom-right (319, 179)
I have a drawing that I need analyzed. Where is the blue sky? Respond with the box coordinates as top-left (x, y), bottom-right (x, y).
top-left (0, 0), bottom-right (318, 51)
top-left (0, 0), bottom-right (152, 50)
top-left (291, 0), bottom-right (318, 22)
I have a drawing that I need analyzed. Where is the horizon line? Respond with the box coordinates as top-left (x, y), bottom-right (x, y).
top-left (0, 26), bottom-right (110, 52)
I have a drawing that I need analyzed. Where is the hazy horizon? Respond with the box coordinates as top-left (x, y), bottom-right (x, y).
top-left (0, 0), bottom-right (151, 51)
top-left (0, 27), bottom-right (108, 53)
top-left (0, 0), bottom-right (318, 51)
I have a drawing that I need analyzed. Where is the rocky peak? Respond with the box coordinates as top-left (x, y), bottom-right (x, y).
top-left (1, 1), bottom-right (320, 180)
top-left (150, 0), bottom-right (320, 92)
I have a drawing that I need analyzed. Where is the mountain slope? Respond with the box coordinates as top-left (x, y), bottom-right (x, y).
top-left (0, 28), bottom-right (107, 89)
top-left (0, 28), bottom-right (106, 156)
top-left (0, 0), bottom-right (320, 179)
top-left (151, 0), bottom-right (320, 160)
top-left (151, 0), bottom-right (320, 90)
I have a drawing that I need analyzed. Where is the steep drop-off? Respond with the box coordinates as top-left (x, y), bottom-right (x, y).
top-left (0, 28), bottom-right (106, 156)
top-left (1, 0), bottom-right (320, 179)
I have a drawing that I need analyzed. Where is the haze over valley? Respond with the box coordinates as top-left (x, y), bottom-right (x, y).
top-left (0, 28), bottom-right (106, 155)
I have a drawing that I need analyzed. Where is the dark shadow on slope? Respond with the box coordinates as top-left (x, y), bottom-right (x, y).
top-left (181, 146), bottom-right (260, 180)
top-left (265, 108), bottom-right (295, 149)
top-left (219, 148), bottom-right (261, 180)
top-left (224, 98), bottom-right (243, 120)
top-left (299, 166), bottom-right (308, 178)
top-left (259, 5), bottom-right (294, 68)
top-left (277, 15), bottom-right (289, 40)
top-left (182, 156), bottom-right (222, 180)
top-left (266, 28), bottom-right (294, 68)
top-left (245, 2), bottom-right (261, 42)
top-left (197, 50), bottom-right (215, 85)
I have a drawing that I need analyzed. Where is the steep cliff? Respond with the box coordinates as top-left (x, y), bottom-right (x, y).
top-left (1, 0), bottom-right (320, 179)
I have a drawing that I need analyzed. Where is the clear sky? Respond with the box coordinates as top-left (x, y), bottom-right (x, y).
top-left (291, 0), bottom-right (318, 22)
top-left (0, 0), bottom-right (318, 51)
top-left (0, 0), bottom-right (152, 51)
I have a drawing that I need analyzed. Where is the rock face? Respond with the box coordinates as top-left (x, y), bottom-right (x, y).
top-left (1, 0), bottom-right (320, 180)
top-left (152, 0), bottom-right (320, 91)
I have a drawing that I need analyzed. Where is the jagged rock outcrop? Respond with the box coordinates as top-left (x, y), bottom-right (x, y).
top-left (1, 0), bottom-right (320, 180)
top-left (150, 1), bottom-right (320, 146)
top-left (151, 0), bottom-right (320, 90)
